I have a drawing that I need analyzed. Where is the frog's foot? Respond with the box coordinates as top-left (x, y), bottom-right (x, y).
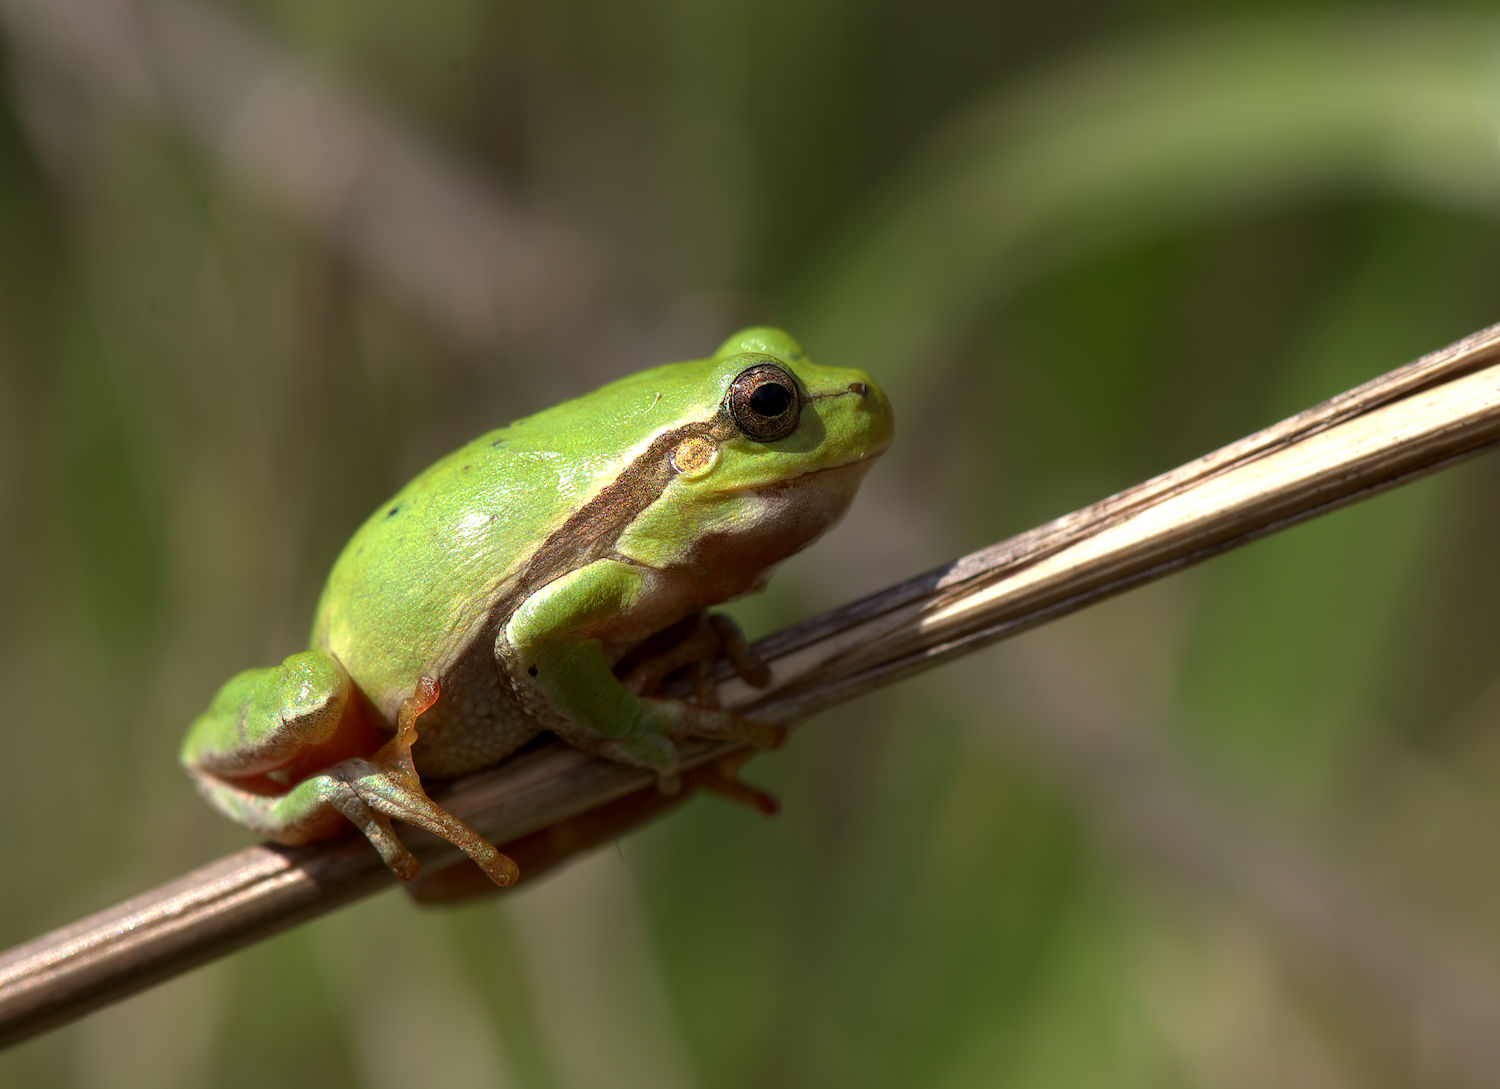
top-left (620, 613), bottom-right (772, 702)
top-left (318, 757), bottom-right (520, 887)
top-left (551, 696), bottom-right (777, 799)
top-left (683, 749), bottom-right (779, 816)
top-left (337, 676), bottom-right (519, 887)
top-left (661, 699), bottom-right (786, 753)
top-left (613, 614), bottom-right (781, 752)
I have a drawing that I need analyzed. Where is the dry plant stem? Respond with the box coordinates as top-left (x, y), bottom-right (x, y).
top-left (2, 320), bottom-right (1499, 1049)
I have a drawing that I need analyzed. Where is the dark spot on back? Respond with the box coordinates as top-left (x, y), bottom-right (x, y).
top-left (386, 505), bottom-right (401, 518)
top-left (527, 665), bottom-right (538, 677)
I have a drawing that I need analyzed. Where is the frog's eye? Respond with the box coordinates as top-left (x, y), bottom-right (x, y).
top-left (726, 363), bottom-right (801, 442)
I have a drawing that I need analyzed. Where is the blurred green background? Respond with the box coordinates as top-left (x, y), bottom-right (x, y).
top-left (4, 2), bottom-right (1500, 1086)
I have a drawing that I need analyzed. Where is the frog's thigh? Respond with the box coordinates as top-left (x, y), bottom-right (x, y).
top-left (180, 648), bottom-right (383, 850)
top-left (185, 757), bottom-right (486, 881)
top-left (180, 649), bottom-right (354, 776)
top-left (501, 559), bottom-right (678, 769)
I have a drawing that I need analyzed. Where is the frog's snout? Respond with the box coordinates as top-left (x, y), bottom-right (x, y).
top-left (845, 374), bottom-right (894, 455)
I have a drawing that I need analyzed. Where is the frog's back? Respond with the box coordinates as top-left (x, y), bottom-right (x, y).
top-left (311, 358), bottom-right (729, 713)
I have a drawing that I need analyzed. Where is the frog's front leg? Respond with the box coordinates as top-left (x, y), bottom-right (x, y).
top-left (500, 560), bottom-right (780, 775)
top-left (618, 613), bottom-right (774, 704)
top-left (181, 652), bottom-right (517, 885)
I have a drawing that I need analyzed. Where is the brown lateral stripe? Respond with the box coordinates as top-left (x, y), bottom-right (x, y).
top-left (497, 413), bottom-right (738, 612)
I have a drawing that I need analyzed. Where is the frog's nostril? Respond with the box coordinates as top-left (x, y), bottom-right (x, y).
top-left (848, 381), bottom-right (869, 397)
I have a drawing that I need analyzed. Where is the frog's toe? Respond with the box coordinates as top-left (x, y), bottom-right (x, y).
top-left (685, 751), bottom-right (779, 816)
top-left (329, 757), bottom-right (519, 887)
top-left (706, 614), bottom-right (772, 688)
top-left (667, 705), bottom-right (783, 750)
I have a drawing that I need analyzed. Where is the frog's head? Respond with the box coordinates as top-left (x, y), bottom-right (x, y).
top-left (695, 325), bottom-right (893, 489)
top-left (612, 327), bottom-right (893, 582)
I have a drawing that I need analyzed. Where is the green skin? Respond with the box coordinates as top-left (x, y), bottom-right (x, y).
top-left (181, 328), bottom-right (893, 886)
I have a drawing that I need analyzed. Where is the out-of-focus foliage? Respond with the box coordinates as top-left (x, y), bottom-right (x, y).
top-left (3, 2), bottom-right (1500, 1087)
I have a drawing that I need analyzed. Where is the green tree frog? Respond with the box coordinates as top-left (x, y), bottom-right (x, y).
top-left (181, 328), bottom-right (893, 886)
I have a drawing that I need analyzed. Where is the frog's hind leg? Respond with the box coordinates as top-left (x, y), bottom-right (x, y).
top-left (184, 764), bottom-right (419, 877)
top-left (182, 656), bottom-right (517, 886)
top-left (187, 751), bottom-right (516, 885)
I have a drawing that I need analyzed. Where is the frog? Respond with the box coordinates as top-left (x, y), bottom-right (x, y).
top-left (180, 327), bottom-right (893, 887)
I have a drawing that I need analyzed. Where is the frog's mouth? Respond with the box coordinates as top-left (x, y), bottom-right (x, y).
top-left (734, 457), bottom-right (882, 525)
top-left (716, 449), bottom-right (883, 498)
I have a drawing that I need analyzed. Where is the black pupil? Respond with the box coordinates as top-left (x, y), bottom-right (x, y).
top-left (748, 382), bottom-right (793, 418)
